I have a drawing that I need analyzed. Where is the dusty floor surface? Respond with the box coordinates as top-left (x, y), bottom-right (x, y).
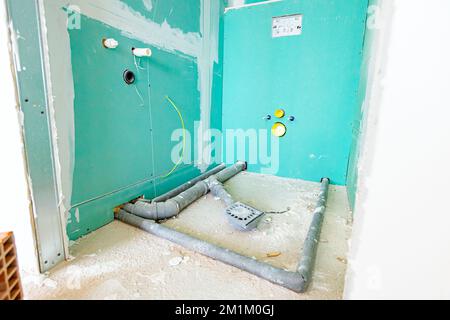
top-left (22, 173), bottom-right (352, 300)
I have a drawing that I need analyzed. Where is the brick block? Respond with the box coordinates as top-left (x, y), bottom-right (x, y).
top-left (0, 232), bottom-right (23, 300)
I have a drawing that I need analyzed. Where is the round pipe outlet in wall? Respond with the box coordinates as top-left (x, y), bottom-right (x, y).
top-left (272, 122), bottom-right (287, 137)
top-left (102, 38), bottom-right (119, 49)
top-left (123, 69), bottom-right (135, 85)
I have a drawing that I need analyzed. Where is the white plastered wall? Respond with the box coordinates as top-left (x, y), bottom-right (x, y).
top-left (345, 0), bottom-right (450, 299)
top-left (0, 2), bottom-right (39, 273)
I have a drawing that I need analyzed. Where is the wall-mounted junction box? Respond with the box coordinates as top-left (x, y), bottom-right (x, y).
top-left (272, 14), bottom-right (303, 38)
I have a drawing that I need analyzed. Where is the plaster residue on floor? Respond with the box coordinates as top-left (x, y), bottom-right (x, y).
top-left (21, 173), bottom-right (352, 300)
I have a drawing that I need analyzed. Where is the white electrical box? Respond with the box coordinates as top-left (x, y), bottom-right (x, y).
top-left (272, 14), bottom-right (303, 38)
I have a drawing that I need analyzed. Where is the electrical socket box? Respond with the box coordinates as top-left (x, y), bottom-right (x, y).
top-left (272, 14), bottom-right (303, 38)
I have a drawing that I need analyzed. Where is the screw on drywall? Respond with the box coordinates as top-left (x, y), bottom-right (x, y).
top-left (263, 115), bottom-right (272, 120)
top-left (289, 116), bottom-right (296, 122)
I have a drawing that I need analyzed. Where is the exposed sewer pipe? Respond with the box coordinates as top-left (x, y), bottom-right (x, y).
top-left (297, 177), bottom-right (330, 289)
top-left (207, 176), bottom-right (235, 207)
top-left (123, 161), bottom-right (247, 221)
top-left (117, 177), bottom-right (330, 293)
top-left (145, 163), bottom-right (227, 203)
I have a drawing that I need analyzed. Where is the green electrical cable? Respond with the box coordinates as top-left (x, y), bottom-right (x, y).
top-left (160, 95), bottom-right (186, 178)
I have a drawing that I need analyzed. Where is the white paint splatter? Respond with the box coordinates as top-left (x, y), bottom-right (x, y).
top-left (9, 22), bottom-right (21, 72)
top-left (169, 256), bottom-right (184, 266)
top-left (75, 208), bottom-right (80, 223)
top-left (142, 0), bottom-right (153, 12)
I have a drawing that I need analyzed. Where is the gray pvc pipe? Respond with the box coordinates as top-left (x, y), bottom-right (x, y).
top-left (214, 161), bottom-right (247, 182)
top-left (116, 209), bottom-right (306, 292)
top-left (123, 181), bottom-right (208, 220)
top-left (123, 162), bottom-right (247, 220)
top-left (118, 177), bottom-right (330, 293)
top-left (297, 178), bottom-right (330, 291)
top-left (151, 164), bottom-right (227, 203)
top-left (207, 176), bottom-right (235, 207)
top-left (206, 161), bottom-right (249, 207)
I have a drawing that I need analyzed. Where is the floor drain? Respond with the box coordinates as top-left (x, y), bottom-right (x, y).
top-left (225, 202), bottom-right (265, 231)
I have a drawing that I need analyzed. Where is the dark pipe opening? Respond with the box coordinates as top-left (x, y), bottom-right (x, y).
top-left (123, 69), bottom-right (135, 85)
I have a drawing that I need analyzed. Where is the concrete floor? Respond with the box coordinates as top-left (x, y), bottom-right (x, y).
top-left (22, 173), bottom-right (352, 300)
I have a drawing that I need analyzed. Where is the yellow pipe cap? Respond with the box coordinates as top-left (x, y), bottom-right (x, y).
top-left (274, 109), bottom-right (286, 119)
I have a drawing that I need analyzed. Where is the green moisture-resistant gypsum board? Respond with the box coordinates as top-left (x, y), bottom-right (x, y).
top-left (66, 1), bottom-right (224, 240)
top-left (222, 0), bottom-right (369, 185)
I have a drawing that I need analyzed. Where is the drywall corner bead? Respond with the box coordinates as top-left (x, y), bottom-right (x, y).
top-left (39, 0), bottom-right (75, 260)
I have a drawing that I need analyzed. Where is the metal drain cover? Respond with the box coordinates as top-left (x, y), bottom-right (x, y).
top-left (225, 202), bottom-right (265, 231)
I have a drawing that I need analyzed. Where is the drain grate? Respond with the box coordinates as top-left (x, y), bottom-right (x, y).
top-left (225, 202), bottom-right (265, 231)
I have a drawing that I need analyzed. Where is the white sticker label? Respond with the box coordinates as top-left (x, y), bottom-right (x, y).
top-left (272, 14), bottom-right (303, 38)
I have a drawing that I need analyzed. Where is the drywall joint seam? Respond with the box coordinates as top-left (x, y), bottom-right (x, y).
top-left (69, 177), bottom-right (156, 210)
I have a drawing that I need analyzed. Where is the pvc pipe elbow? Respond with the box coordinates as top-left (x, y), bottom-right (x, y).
top-left (123, 202), bottom-right (157, 220)
top-left (123, 200), bottom-right (180, 220)
top-left (157, 200), bottom-right (179, 220)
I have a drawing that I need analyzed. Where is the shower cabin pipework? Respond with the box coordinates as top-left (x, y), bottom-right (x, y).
top-left (117, 177), bottom-right (331, 292)
top-left (123, 161), bottom-right (247, 220)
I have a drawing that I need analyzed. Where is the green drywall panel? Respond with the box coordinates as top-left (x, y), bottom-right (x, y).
top-left (223, 0), bottom-right (369, 185)
top-left (69, 16), bottom-right (154, 206)
top-left (66, 2), bottom-right (224, 240)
